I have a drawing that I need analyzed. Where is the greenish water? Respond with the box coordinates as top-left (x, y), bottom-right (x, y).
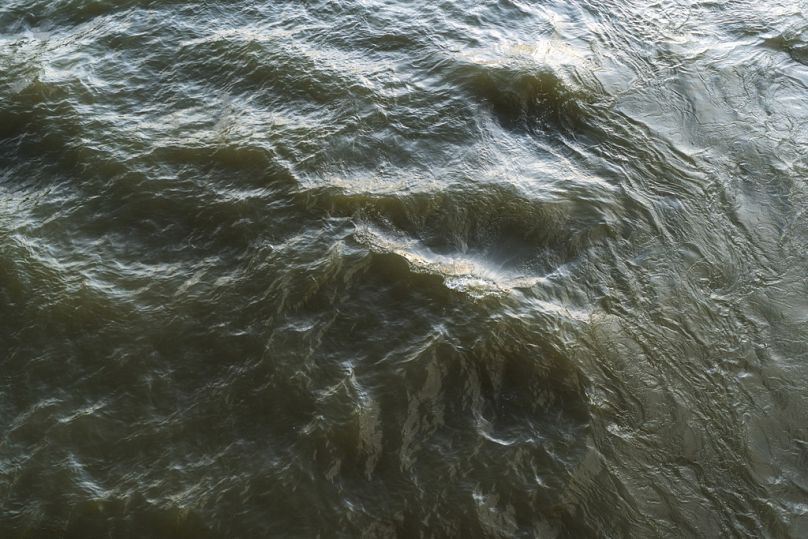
top-left (1, 0), bottom-right (807, 537)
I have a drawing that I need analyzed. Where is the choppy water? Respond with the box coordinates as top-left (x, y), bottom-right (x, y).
top-left (1, 0), bottom-right (807, 537)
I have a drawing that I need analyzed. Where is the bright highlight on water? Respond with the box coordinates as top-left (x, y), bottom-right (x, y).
top-left (1, 0), bottom-right (807, 537)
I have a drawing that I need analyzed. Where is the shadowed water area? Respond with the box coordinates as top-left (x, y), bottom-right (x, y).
top-left (1, 0), bottom-right (807, 537)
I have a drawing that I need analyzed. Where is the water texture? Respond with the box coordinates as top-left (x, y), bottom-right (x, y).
top-left (1, 0), bottom-right (807, 537)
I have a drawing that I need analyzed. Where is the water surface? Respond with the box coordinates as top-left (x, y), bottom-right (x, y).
top-left (1, 0), bottom-right (807, 536)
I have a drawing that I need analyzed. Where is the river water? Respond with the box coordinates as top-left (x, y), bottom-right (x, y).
top-left (1, 0), bottom-right (807, 537)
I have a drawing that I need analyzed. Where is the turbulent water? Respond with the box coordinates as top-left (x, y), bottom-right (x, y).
top-left (1, 0), bottom-right (807, 537)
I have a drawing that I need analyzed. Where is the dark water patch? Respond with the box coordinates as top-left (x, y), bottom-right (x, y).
top-left (762, 33), bottom-right (808, 66)
top-left (0, 75), bottom-right (78, 143)
top-left (446, 59), bottom-right (590, 134)
top-left (0, 0), bottom-right (193, 30)
top-left (304, 182), bottom-right (620, 283)
top-left (1, 214), bottom-right (590, 536)
top-left (260, 266), bottom-right (591, 536)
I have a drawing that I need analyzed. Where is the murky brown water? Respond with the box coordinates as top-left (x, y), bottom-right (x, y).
top-left (1, 0), bottom-right (807, 536)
